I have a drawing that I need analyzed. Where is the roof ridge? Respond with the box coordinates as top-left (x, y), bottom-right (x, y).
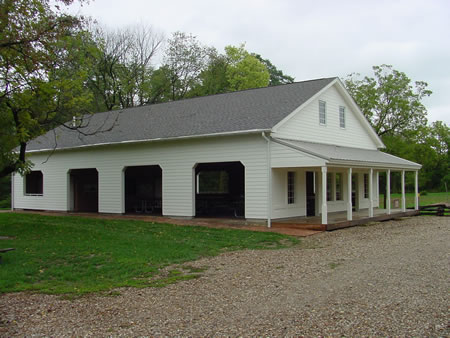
top-left (92, 77), bottom-right (338, 115)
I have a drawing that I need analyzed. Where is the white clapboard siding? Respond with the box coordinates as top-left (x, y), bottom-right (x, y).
top-left (270, 141), bottom-right (326, 168)
top-left (271, 168), bottom-right (307, 219)
top-left (13, 134), bottom-right (269, 219)
top-left (275, 84), bottom-right (378, 150)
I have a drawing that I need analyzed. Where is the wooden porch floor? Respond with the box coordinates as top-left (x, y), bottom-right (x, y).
top-left (273, 208), bottom-right (420, 231)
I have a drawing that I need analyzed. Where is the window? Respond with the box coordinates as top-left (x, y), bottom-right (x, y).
top-left (335, 173), bottom-right (343, 200)
top-left (319, 100), bottom-right (326, 125)
top-left (326, 173), bottom-right (333, 201)
top-left (339, 106), bottom-right (346, 128)
top-left (364, 173), bottom-right (369, 198)
top-left (287, 171), bottom-right (295, 204)
top-left (197, 171), bottom-right (229, 194)
top-left (25, 171), bottom-right (43, 195)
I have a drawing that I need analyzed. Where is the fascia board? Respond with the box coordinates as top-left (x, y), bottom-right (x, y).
top-left (25, 129), bottom-right (271, 154)
top-left (327, 159), bottom-right (422, 170)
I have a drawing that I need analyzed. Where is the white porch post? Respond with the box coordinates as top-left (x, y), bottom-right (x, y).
top-left (414, 170), bottom-right (419, 210)
top-left (401, 170), bottom-right (406, 212)
top-left (321, 166), bottom-right (327, 225)
top-left (11, 173), bottom-right (14, 210)
top-left (262, 132), bottom-right (272, 228)
top-left (386, 169), bottom-right (391, 215)
top-left (369, 168), bottom-right (374, 217)
top-left (347, 168), bottom-right (352, 221)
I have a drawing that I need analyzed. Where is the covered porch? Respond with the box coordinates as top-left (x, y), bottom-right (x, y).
top-left (267, 138), bottom-right (422, 228)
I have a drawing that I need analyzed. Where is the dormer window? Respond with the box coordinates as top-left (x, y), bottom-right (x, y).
top-left (319, 100), bottom-right (326, 125)
top-left (339, 106), bottom-right (346, 128)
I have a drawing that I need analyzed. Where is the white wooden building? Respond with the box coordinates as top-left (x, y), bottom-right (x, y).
top-left (12, 77), bottom-right (421, 226)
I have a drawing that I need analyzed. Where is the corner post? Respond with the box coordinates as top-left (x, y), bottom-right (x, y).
top-left (321, 166), bottom-right (327, 225)
top-left (414, 170), bottom-right (419, 211)
top-left (386, 169), bottom-right (391, 215)
top-left (401, 170), bottom-right (406, 212)
top-left (11, 173), bottom-right (15, 210)
top-left (347, 167), bottom-right (352, 221)
top-left (369, 168), bottom-right (374, 217)
top-left (262, 132), bottom-right (272, 228)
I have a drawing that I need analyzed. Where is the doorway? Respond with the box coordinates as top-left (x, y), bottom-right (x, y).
top-left (352, 173), bottom-right (359, 211)
top-left (69, 169), bottom-right (98, 212)
top-left (124, 165), bottom-right (162, 214)
top-left (306, 171), bottom-right (315, 216)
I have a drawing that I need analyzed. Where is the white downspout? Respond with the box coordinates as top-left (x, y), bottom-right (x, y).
top-left (262, 132), bottom-right (272, 228)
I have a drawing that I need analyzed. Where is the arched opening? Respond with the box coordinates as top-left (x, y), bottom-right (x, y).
top-left (124, 165), bottom-right (162, 214)
top-left (195, 161), bottom-right (245, 218)
top-left (69, 168), bottom-right (98, 212)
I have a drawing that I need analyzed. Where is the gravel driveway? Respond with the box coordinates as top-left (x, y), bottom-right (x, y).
top-left (1, 216), bottom-right (448, 336)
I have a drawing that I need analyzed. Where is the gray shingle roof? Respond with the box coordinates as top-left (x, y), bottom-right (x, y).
top-left (26, 78), bottom-right (336, 151)
top-left (275, 138), bottom-right (421, 169)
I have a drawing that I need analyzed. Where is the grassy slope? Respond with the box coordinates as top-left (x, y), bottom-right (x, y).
top-left (0, 213), bottom-right (297, 295)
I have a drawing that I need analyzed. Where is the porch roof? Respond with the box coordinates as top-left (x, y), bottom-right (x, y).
top-left (274, 138), bottom-right (421, 170)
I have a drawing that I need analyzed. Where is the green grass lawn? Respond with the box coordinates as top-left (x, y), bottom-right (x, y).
top-left (379, 191), bottom-right (449, 209)
top-left (0, 213), bottom-right (298, 295)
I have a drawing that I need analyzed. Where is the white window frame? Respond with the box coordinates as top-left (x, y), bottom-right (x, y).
top-left (287, 171), bottom-right (295, 204)
top-left (319, 100), bottom-right (326, 125)
top-left (339, 106), bottom-right (346, 128)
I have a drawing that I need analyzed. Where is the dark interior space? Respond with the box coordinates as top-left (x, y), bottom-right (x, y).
top-left (25, 171), bottom-right (43, 195)
top-left (195, 162), bottom-right (245, 218)
top-left (70, 168), bottom-right (98, 212)
top-left (124, 165), bottom-right (162, 214)
top-left (306, 171), bottom-right (315, 216)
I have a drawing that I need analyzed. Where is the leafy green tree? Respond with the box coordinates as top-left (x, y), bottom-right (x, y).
top-left (344, 64), bottom-right (431, 136)
top-left (191, 45), bottom-right (293, 96)
top-left (224, 44), bottom-right (270, 91)
top-left (382, 122), bottom-right (449, 191)
top-left (0, 0), bottom-right (94, 178)
top-left (252, 54), bottom-right (294, 86)
top-left (161, 31), bottom-right (214, 101)
top-left (88, 25), bottom-right (163, 111)
top-left (191, 53), bottom-right (230, 97)
top-left (343, 65), bottom-right (450, 192)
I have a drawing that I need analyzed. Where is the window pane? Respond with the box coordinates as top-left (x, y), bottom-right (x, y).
top-left (339, 106), bottom-right (345, 128)
top-left (287, 172), bottom-right (295, 204)
top-left (364, 173), bottom-right (369, 198)
top-left (319, 100), bottom-right (326, 125)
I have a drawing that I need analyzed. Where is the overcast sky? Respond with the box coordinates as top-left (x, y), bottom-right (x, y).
top-left (70, 0), bottom-right (449, 124)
